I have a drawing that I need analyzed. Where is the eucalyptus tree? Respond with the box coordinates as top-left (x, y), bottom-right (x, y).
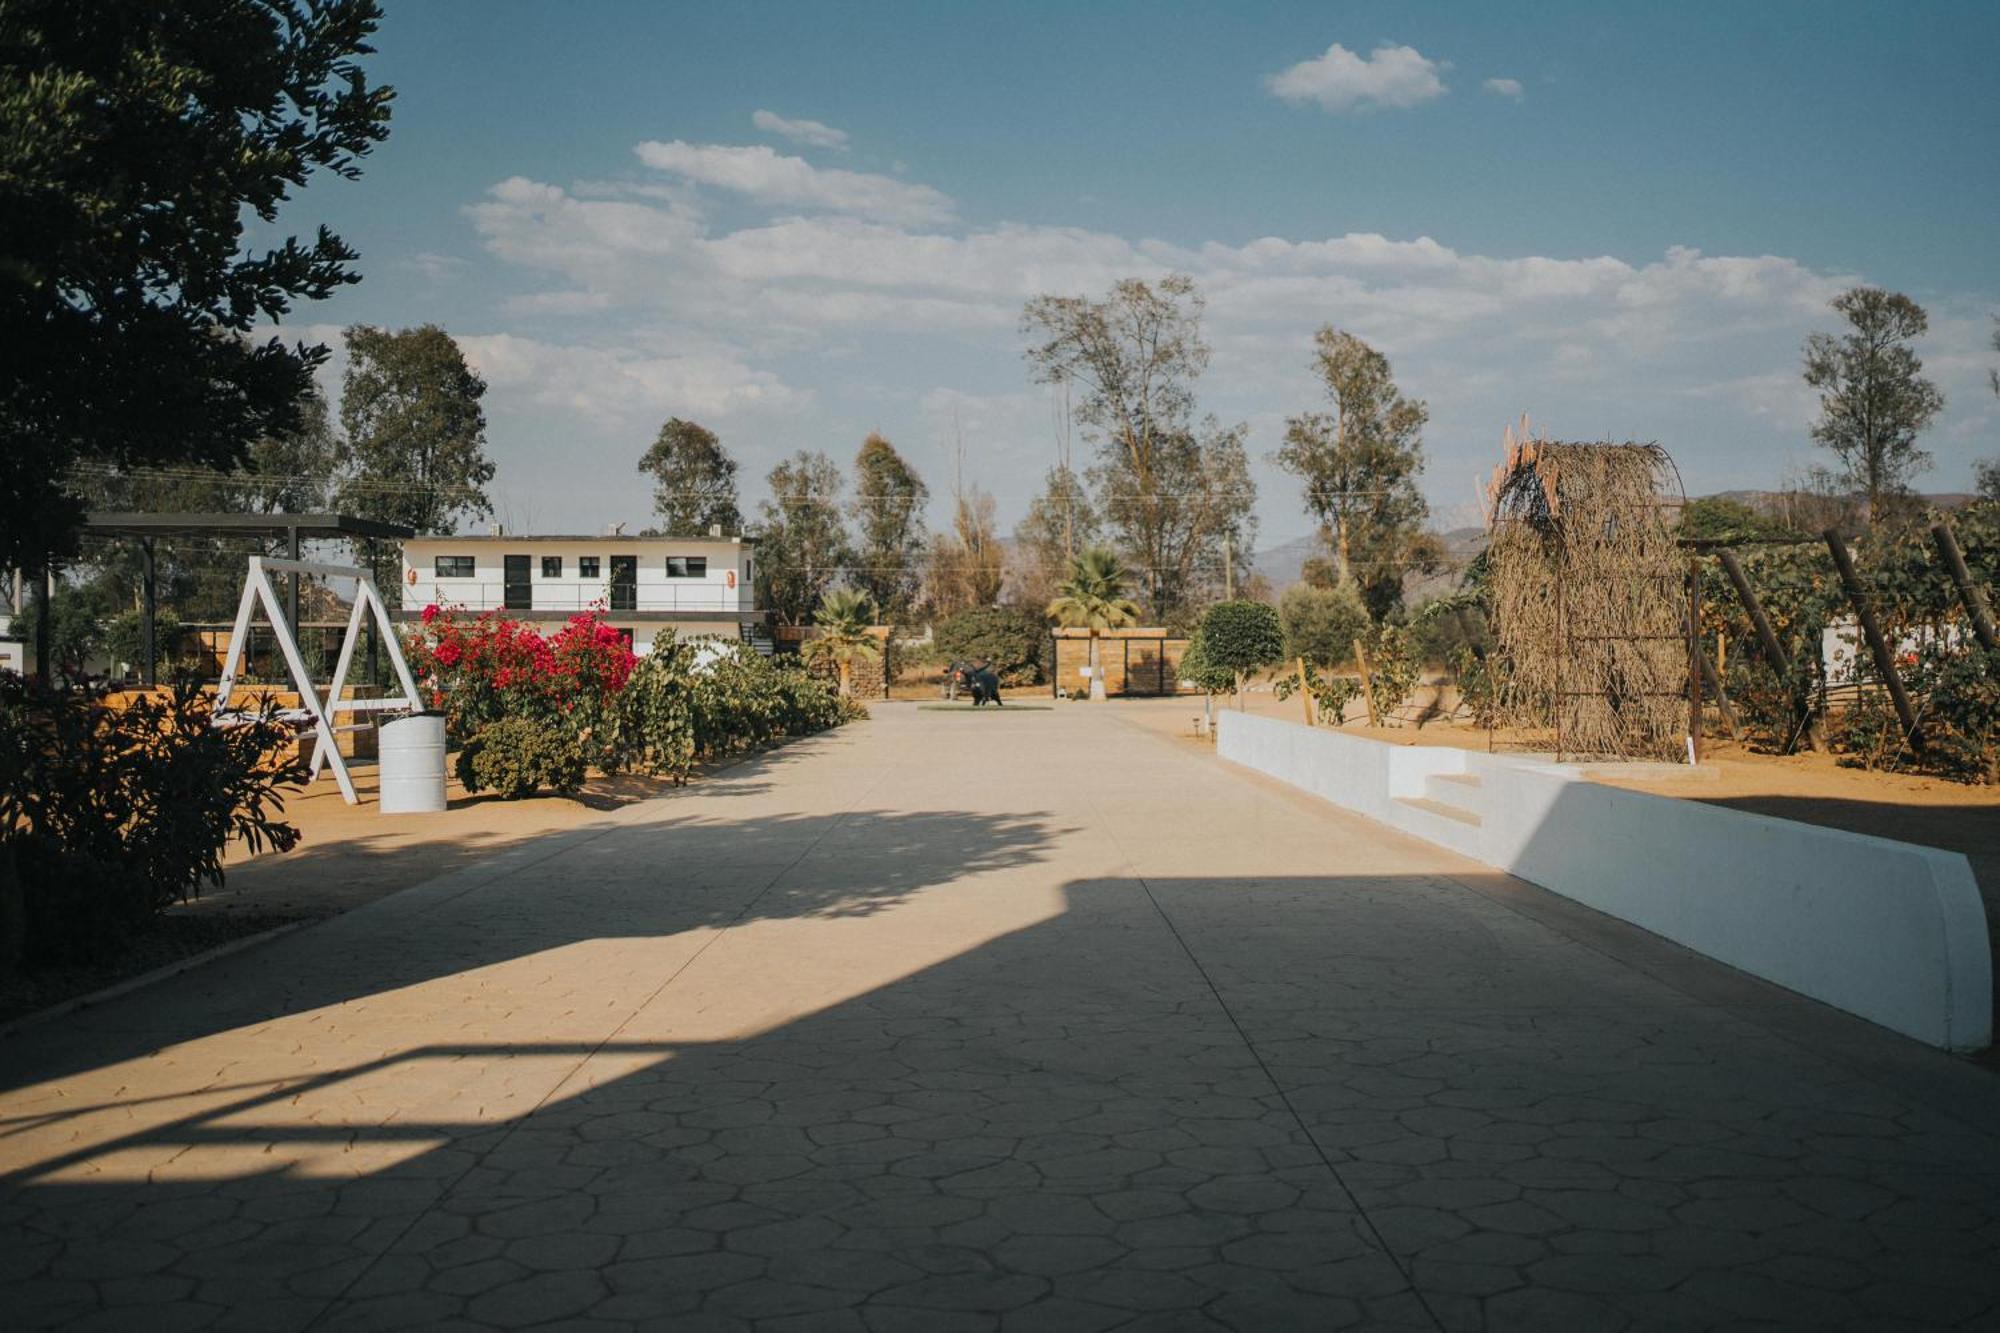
top-left (757, 451), bottom-right (850, 625)
top-left (1277, 326), bottom-right (1437, 619)
top-left (1011, 464), bottom-right (1100, 610)
top-left (336, 324), bottom-right (496, 536)
top-left (849, 433), bottom-right (927, 615)
top-left (1803, 287), bottom-right (1944, 521)
top-left (925, 489), bottom-right (1005, 617)
top-left (639, 418), bottom-right (741, 535)
top-left (1023, 275), bottom-right (1252, 622)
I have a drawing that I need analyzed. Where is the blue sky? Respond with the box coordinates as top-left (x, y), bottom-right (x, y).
top-left (274, 0), bottom-right (2000, 545)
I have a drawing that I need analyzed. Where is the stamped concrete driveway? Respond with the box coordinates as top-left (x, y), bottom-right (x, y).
top-left (3, 703), bottom-right (1999, 1332)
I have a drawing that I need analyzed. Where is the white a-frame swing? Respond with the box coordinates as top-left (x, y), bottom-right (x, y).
top-left (214, 555), bottom-right (423, 805)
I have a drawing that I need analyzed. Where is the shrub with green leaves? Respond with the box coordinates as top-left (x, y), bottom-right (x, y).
top-left (0, 679), bottom-right (307, 966)
top-left (1278, 583), bottom-right (1369, 670)
top-left (935, 607), bottom-right (1046, 684)
top-left (1359, 623), bottom-right (1421, 725)
top-left (1178, 628), bottom-right (1235, 695)
top-left (455, 716), bottom-right (587, 799)
top-left (606, 634), bottom-right (700, 783)
top-left (1272, 660), bottom-right (1363, 724)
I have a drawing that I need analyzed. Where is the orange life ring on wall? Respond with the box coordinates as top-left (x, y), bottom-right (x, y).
top-left (406, 568), bottom-right (418, 586)
top-left (724, 569), bottom-right (737, 589)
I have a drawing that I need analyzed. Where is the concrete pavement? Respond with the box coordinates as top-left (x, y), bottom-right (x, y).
top-left (2, 702), bottom-right (1998, 1331)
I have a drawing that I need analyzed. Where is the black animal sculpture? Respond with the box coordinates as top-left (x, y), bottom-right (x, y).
top-left (949, 661), bottom-right (1004, 706)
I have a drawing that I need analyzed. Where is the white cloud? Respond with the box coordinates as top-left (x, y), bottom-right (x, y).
top-left (1266, 43), bottom-right (1448, 113)
top-left (632, 141), bottom-right (954, 224)
top-left (402, 251), bottom-right (469, 282)
top-left (452, 147), bottom-right (2000, 524)
top-left (1482, 77), bottom-right (1525, 100)
top-left (456, 332), bottom-right (807, 429)
top-left (751, 109), bottom-right (850, 151)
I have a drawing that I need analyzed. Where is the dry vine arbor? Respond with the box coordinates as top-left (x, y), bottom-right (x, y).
top-left (1484, 421), bottom-right (1692, 761)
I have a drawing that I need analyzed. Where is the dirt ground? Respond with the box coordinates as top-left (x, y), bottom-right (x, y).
top-left (197, 764), bottom-right (684, 921)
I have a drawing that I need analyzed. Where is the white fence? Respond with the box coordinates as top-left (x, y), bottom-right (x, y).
top-left (1217, 711), bottom-right (1992, 1052)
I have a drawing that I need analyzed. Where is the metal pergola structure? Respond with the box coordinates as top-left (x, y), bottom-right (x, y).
top-left (79, 512), bottom-right (414, 686)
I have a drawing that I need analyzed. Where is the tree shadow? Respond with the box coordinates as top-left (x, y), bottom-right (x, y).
top-left (0, 803), bottom-right (1064, 1097)
top-left (5, 871), bottom-right (2000, 1330)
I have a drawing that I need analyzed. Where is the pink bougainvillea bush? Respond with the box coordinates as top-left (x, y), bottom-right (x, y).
top-left (406, 606), bottom-right (636, 750)
top-left (405, 608), bottom-right (856, 796)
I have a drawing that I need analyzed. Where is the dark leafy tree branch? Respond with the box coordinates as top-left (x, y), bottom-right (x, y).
top-left (0, 0), bottom-right (393, 574)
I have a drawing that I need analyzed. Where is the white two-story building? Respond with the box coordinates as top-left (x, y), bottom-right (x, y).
top-left (401, 530), bottom-right (768, 653)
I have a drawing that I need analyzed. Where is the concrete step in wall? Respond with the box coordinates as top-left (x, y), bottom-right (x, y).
top-left (1393, 794), bottom-right (1484, 829)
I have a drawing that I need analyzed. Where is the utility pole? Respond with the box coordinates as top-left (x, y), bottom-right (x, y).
top-left (1223, 537), bottom-right (1234, 600)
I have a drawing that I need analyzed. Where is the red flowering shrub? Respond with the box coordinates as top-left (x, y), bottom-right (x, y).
top-left (406, 608), bottom-right (859, 796)
top-left (406, 607), bottom-right (636, 750)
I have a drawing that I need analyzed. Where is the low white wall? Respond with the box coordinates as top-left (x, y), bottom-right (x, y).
top-left (1218, 711), bottom-right (1992, 1052)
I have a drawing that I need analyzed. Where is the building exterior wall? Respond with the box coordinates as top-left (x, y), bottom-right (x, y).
top-left (403, 536), bottom-right (754, 617)
top-left (1050, 630), bottom-right (1189, 697)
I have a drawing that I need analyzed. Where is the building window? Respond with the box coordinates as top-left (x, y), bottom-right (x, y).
top-left (579, 556), bottom-right (600, 578)
top-left (666, 556), bottom-right (708, 578)
top-left (540, 555), bottom-right (563, 578)
top-left (435, 556), bottom-right (475, 579)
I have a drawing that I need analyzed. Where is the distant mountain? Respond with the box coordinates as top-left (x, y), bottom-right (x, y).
top-left (1704, 489), bottom-right (1979, 512)
top-left (1248, 527), bottom-right (1487, 601)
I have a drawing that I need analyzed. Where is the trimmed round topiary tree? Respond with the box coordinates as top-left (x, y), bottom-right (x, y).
top-left (1196, 599), bottom-right (1284, 709)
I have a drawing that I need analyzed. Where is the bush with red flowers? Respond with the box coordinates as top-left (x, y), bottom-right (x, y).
top-left (406, 607), bottom-right (636, 755)
top-left (407, 608), bottom-right (859, 796)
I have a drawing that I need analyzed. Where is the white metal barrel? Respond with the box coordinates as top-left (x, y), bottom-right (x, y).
top-left (378, 713), bottom-right (447, 814)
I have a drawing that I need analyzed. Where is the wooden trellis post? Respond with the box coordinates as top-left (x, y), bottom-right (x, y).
top-left (1716, 548), bottom-right (1825, 753)
top-left (1823, 532), bottom-right (1924, 755)
top-left (1932, 520), bottom-right (1997, 653)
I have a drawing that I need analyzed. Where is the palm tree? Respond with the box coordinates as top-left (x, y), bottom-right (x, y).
top-left (805, 587), bottom-right (880, 697)
top-left (1045, 546), bottom-right (1141, 702)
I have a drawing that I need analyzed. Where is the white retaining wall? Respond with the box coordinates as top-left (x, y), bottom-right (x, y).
top-left (1217, 711), bottom-right (1992, 1052)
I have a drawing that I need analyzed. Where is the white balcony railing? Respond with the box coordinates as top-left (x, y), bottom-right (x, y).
top-left (415, 582), bottom-right (747, 614)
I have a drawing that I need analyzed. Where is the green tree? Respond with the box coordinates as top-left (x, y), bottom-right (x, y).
top-left (1677, 496), bottom-right (1799, 545)
top-left (1011, 464), bottom-right (1101, 610)
top-left (1277, 327), bottom-right (1437, 619)
top-left (639, 417), bottom-right (741, 535)
top-left (1278, 582), bottom-right (1369, 670)
top-left (1023, 276), bottom-right (1253, 621)
top-left (1090, 418), bottom-right (1255, 622)
top-left (20, 578), bottom-right (115, 684)
top-left (1803, 287), bottom-right (1945, 520)
top-left (66, 386), bottom-right (343, 626)
top-left (757, 451), bottom-right (849, 626)
top-left (849, 433), bottom-right (927, 615)
top-left (1195, 599), bottom-right (1284, 709)
top-left (1176, 626), bottom-right (1237, 729)
top-left (934, 606), bottom-right (1047, 684)
top-left (1045, 546), bottom-right (1140, 702)
top-left (804, 587), bottom-right (879, 697)
top-left (0, 0), bottom-right (391, 581)
top-left (336, 324), bottom-right (495, 538)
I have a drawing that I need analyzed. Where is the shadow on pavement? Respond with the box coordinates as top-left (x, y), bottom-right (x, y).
top-left (5, 866), bottom-right (2000, 1330)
